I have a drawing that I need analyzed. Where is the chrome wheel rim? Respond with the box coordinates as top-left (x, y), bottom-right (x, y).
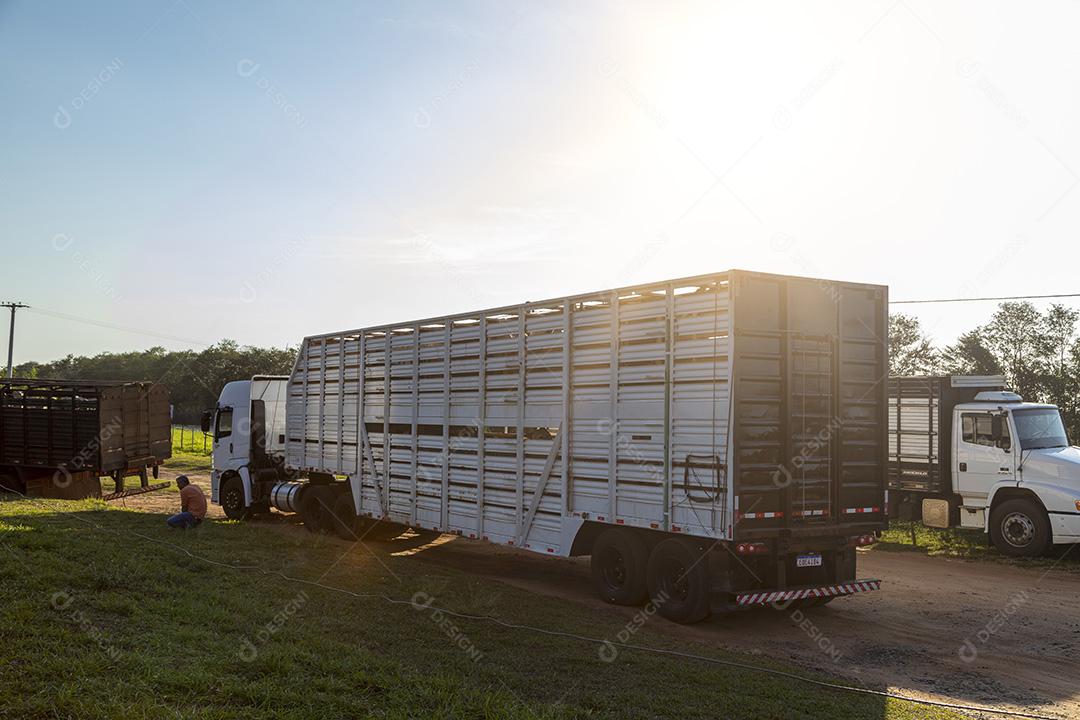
top-left (1002, 512), bottom-right (1035, 548)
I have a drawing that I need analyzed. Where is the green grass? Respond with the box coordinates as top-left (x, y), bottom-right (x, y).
top-left (874, 520), bottom-right (1080, 570)
top-left (172, 426), bottom-right (212, 456)
top-left (166, 426), bottom-right (213, 474)
top-left (163, 451), bottom-right (213, 474)
top-left (0, 497), bottom-right (961, 720)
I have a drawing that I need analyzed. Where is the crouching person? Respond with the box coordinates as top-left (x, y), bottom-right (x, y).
top-left (167, 475), bottom-right (207, 529)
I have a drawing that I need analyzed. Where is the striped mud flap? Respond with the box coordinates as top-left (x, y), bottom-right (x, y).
top-left (735, 579), bottom-right (881, 606)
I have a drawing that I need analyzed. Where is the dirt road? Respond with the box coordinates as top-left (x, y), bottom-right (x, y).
top-left (410, 538), bottom-right (1080, 719)
top-left (126, 473), bottom-right (1078, 718)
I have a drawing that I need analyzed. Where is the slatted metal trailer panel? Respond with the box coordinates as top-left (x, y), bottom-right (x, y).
top-left (0, 380), bottom-right (172, 472)
top-left (287, 273), bottom-right (735, 555)
top-left (887, 375), bottom-right (1005, 495)
top-left (286, 270), bottom-right (891, 556)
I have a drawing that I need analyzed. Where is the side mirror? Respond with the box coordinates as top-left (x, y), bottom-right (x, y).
top-left (990, 414), bottom-right (1003, 441)
top-left (991, 414), bottom-right (1010, 451)
top-left (201, 410), bottom-right (213, 435)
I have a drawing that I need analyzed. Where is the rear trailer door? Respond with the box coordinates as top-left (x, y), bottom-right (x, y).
top-left (730, 271), bottom-right (888, 542)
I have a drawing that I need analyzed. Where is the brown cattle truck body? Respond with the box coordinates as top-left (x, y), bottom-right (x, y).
top-left (0, 379), bottom-right (171, 498)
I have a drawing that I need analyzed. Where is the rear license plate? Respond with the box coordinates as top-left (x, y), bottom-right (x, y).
top-left (796, 553), bottom-right (823, 568)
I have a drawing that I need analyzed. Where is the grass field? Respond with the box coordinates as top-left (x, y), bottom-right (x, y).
top-left (0, 496), bottom-right (962, 720)
top-left (874, 520), bottom-right (1080, 571)
top-left (167, 426), bottom-right (213, 474)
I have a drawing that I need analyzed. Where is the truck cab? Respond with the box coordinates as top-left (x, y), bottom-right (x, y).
top-left (889, 375), bottom-right (1080, 557)
top-left (947, 392), bottom-right (1080, 554)
top-left (203, 376), bottom-right (290, 519)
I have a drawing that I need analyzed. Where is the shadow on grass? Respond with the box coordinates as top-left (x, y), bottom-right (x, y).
top-left (0, 496), bottom-right (975, 720)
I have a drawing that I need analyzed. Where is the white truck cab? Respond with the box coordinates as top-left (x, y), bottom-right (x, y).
top-left (202, 376), bottom-right (290, 518)
top-left (890, 376), bottom-right (1080, 556)
top-left (951, 392), bottom-right (1080, 550)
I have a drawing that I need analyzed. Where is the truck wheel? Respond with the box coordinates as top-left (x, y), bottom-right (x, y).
top-left (646, 538), bottom-right (711, 624)
top-left (300, 486), bottom-right (336, 533)
top-left (990, 499), bottom-right (1052, 557)
top-left (220, 476), bottom-right (250, 521)
top-left (329, 492), bottom-right (359, 540)
top-left (591, 529), bottom-right (649, 605)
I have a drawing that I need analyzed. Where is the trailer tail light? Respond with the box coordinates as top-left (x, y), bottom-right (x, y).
top-left (735, 542), bottom-right (768, 555)
top-left (853, 534), bottom-right (876, 547)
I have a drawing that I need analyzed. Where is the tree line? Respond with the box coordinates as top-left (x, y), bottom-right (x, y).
top-left (13, 341), bottom-right (297, 424)
top-left (891, 301), bottom-right (1079, 442)
top-left (13, 302), bottom-right (1080, 443)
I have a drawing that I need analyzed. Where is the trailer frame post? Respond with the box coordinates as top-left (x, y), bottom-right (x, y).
top-left (608, 291), bottom-right (619, 523)
top-left (561, 300), bottom-right (572, 520)
top-left (477, 315), bottom-right (487, 539)
top-left (515, 307), bottom-right (526, 539)
top-left (357, 333), bottom-right (367, 514)
top-left (383, 332), bottom-right (392, 518)
top-left (410, 325), bottom-right (420, 528)
top-left (441, 323), bottom-right (451, 531)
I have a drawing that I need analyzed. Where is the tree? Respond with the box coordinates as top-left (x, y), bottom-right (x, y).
top-left (939, 329), bottom-right (1003, 376)
top-left (14, 341), bottom-right (297, 423)
top-left (980, 302), bottom-right (1044, 399)
top-left (888, 314), bottom-right (938, 376)
top-left (1037, 304), bottom-right (1080, 439)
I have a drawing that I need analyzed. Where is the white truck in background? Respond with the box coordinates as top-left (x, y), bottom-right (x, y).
top-left (888, 375), bottom-right (1080, 556)
top-left (204, 270), bottom-right (891, 624)
top-left (203, 376), bottom-right (294, 515)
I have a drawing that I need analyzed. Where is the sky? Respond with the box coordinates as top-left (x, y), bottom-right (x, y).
top-left (2, 0), bottom-right (1079, 364)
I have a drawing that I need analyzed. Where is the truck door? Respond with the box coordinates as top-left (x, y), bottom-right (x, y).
top-left (212, 406), bottom-right (236, 469)
top-left (955, 412), bottom-right (1014, 500)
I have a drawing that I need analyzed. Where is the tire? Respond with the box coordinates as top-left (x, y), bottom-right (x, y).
top-left (591, 529), bottom-right (649, 605)
top-left (329, 492), bottom-right (359, 540)
top-left (300, 485), bottom-right (336, 533)
top-left (990, 498), bottom-right (1052, 558)
top-left (646, 538), bottom-right (712, 624)
top-left (220, 476), bottom-right (250, 521)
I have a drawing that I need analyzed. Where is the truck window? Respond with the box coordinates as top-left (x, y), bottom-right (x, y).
top-left (216, 407), bottom-right (233, 440)
top-left (1013, 408), bottom-right (1068, 450)
top-left (961, 413), bottom-right (1008, 448)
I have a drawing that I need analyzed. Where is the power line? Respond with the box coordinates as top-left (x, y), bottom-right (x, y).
top-left (891, 293), bottom-right (1080, 305)
top-left (24, 307), bottom-right (213, 348)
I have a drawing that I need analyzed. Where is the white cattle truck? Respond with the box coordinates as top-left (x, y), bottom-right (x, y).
top-left (888, 375), bottom-right (1080, 556)
top-left (206, 270), bottom-right (889, 623)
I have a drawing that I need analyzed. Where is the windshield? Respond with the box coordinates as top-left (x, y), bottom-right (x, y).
top-left (1012, 408), bottom-right (1069, 450)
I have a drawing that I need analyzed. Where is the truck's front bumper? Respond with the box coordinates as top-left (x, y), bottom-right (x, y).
top-left (735, 578), bottom-right (881, 607)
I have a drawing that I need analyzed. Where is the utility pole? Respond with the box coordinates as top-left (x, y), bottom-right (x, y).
top-left (2, 302), bottom-right (29, 378)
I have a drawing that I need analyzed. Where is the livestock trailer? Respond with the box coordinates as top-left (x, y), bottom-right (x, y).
top-left (887, 375), bottom-right (1007, 497)
top-left (0, 379), bottom-right (171, 498)
top-left (214, 270), bottom-right (889, 622)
